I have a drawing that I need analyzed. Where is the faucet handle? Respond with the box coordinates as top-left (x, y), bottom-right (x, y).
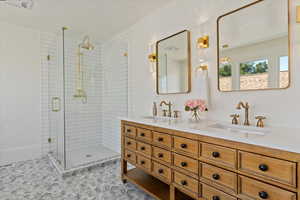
top-left (230, 114), bottom-right (239, 125)
top-left (162, 109), bottom-right (168, 117)
top-left (255, 116), bottom-right (266, 128)
top-left (173, 110), bottom-right (180, 118)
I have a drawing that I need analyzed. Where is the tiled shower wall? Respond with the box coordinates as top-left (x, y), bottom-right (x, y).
top-left (41, 32), bottom-right (128, 160)
top-left (64, 38), bottom-right (103, 153)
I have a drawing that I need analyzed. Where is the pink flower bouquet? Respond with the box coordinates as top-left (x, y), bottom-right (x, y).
top-left (185, 99), bottom-right (207, 121)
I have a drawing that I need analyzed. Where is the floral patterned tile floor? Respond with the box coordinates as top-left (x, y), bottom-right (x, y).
top-left (0, 158), bottom-right (153, 200)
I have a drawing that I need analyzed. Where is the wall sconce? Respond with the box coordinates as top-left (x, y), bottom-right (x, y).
top-left (197, 35), bottom-right (209, 49)
top-left (148, 53), bottom-right (156, 63)
top-left (148, 42), bottom-right (157, 76)
top-left (297, 6), bottom-right (300, 23)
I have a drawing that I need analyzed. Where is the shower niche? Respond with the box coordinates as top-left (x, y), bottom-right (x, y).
top-left (47, 27), bottom-right (127, 172)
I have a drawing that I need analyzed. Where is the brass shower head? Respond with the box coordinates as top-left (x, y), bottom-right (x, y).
top-left (79, 35), bottom-right (95, 50)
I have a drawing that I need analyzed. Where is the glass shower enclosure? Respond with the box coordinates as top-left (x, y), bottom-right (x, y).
top-left (48, 27), bottom-right (121, 171)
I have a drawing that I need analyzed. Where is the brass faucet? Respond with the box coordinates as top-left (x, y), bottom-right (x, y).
top-left (236, 101), bottom-right (250, 126)
top-left (160, 101), bottom-right (172, 117)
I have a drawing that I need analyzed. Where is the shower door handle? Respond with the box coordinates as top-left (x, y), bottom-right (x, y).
top-left (51, 97), bottom-right (61, 112)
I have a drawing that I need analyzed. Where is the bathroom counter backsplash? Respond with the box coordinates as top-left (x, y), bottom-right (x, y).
top-left (119, 116), bottom-right (300, 154)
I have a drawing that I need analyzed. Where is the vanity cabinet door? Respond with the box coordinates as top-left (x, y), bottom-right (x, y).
top-left (124, 150), bottom-right (136, 164)
top-left (137, 142), bottom-right (151, 157)
top-left (152, 161), bottom-right (171, 182)
top-left (153, 146), bottom-right (172, 164)
top-left (153, 131), bottom-right (172, 148)
top-left (201, 143), bottom-right (237, 169)
top-left (124, 125), bottom-right (136, 138)
top-left (202, 184), bottom-right (237, 200)
top-left (238, 176), bottom-right (296, 200)
top-left (174, 136), bottom-right (199, 157)
top-left (174, 171), bottom-right (199, 194)
top-left (137, 154), bottom-right (151, 171)
top-left (238, 151), bottom-right (296, 187)
top-left (125, 137), bottom-right (136, 151)
top-left (136, 128), bottom-right (152, 142)
top-left (202, 163), bottom-right (237, 192)
top-left (174, 153), bottom-right (198, 174)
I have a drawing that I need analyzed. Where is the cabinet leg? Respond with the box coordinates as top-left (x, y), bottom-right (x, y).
top-left (170, 185), bottom-right (175, 200)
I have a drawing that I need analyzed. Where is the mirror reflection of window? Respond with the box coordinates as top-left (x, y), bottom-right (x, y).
top-left (280, 56), bottom-right (289, 88)
top-left (239, 59), bottom-right (268, 90)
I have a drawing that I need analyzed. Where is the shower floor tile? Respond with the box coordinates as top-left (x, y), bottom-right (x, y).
top-left (66, 145), bottom-right (120, 169)
top-left (0, 158), bottom-right (154, 200)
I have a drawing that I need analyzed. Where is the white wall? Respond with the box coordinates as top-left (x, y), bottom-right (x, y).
top-left (0, 22), bottom-right (41, 165)
top-left (110, 0), bottom-right (300, 128)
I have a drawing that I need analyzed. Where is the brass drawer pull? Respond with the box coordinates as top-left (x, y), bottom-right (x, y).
top-left (212, 196), bottom-right (220, 200)
top-left (180, 144), bottom-right (188, 149)
top-left (259, 191), bottom-right (269, 199)
top-left (158, 153), bottom-right (164, 158)
top-left (181, 162), bottom-right (188, 167)
top-left (259, 164), bottom-right (269, 172)
top-left (212, 152), bottom-right (220, 158)
top-left (140, 147), bottom-right (145, 151)
top-left (158, 169), bottom-right (164, 174)
top-left (212, 173), bottom-right (220, 180)
top-left (158, 137), bottom-right (164, 142)
top-left (180, 180), bottom-right (188, 186)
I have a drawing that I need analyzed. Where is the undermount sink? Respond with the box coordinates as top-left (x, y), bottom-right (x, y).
top-left (209, 122), bottom-right (269, 136)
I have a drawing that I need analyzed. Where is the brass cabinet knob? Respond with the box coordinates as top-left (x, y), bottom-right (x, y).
top-left (230, 114), bottom-right (239, 125)
top-left (255, 116), bottom-right (266, 128)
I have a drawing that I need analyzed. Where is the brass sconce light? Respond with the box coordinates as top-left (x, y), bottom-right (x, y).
top-left (197, 35), bottom-right (209, 49)
top-left (297, 6), bottom-right (300, 23)
top-left (148, 53), bottom-right (156, 62)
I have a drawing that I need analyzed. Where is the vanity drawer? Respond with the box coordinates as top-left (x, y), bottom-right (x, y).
top-left (174, 136), bottom-right (199, 157)
top-left (174, 153), bottom-right (198, 174)
top-left (238, 175), bottom-right (296, 200)
top-left (136, 128), bottom-right (152, 142)
top-left (125, 137), bottom-right (136, 151)
top-left (201, 143), bottom-right (237, 169)
top-left (153, 146), bottom-right (172, 164)
top-left (124, 150), bottom-right (136, 164)
top-left (124, 125), bottom-right (136, 138)
top-left (137, 154), bottom-right (151, 171)
top-left (137, 141), bottom-right (151, 157)
top-left (202, 163), bottom-right (237, 192)
top-left (202, 184), bottom-right (237, 200)
top-left (152, 161), bottom-right (171, 182)
top-left (238, 151), bottom-right (296, 187)
top-left (174, 171), bottom-right (199, 194)
top-left (153, 131), bottom-right (172, 148)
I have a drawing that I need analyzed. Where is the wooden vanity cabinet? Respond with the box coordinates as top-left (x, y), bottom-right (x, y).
top-left (121, 120), bottom-right (300, 200)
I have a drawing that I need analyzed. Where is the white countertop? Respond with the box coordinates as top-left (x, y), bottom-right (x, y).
top-left (120, 116), bottom-right (300, 154)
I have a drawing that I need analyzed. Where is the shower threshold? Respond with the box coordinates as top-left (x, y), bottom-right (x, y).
top-left (48, 145), bottom-right (120, 176)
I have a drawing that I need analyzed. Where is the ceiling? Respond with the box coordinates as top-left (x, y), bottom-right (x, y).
top-left (0, 0), bottom-right (173, 41)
